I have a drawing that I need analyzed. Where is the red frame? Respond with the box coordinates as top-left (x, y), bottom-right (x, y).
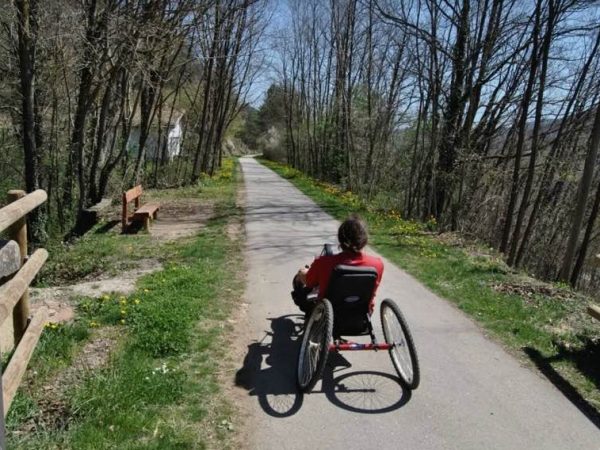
top-left (328, 341), bottom-right (392, 352)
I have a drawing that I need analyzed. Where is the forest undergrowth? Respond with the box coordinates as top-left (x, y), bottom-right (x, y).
top-left (260, 158), bottom-right (600, 422)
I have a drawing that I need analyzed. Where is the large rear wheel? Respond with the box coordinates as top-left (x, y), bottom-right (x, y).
top-left (297, 299), bottom-right (333, 392)
top-left (380, 299), bottom-right (420, 390)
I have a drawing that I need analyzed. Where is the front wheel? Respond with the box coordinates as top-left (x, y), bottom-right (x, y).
top-left (297, 299), bottom-right (333, 393)
top-left (380, 299), bottom-right (420, 390)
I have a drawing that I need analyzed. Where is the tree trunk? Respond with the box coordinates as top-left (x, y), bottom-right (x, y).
top-left (14, 0), bottom-right (45, 243)
top-left (559, 100), bottom-right (600, 282)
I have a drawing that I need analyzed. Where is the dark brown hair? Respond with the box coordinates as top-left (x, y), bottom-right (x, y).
top-left (338, 215), bottom-right (368, 253)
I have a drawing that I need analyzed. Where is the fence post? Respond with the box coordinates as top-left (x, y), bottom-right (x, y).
top-left (7, 190), bottom-right (29, 345)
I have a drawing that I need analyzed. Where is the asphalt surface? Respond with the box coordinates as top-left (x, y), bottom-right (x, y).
top-left (236, 156), bottom-right (600, 450)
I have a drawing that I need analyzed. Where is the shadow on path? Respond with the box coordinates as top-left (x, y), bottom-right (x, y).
top-left (524, 340), bottom-right (600, 430)
top-left (235, 315), bottom-right (304, 417)
top-left (235, 315), bottom-right (412, 417)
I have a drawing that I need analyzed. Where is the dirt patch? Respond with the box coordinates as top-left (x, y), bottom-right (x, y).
top-left (491, 280), bottom-right (579, 303)
top-left (491, 279), bottom-right (594, 337)
top-left (0, 259), bottom-right (162, 350)
top-left (15, 327), bottom-right (120, 434)
top-left (150, 199), bottom-right (214, 241)
top-left (26, 259), bottom-right (162, 328)
top-left (226, 222), bottom-right (243, 240)
top-left (219, 172), bottom-right (255, 449)
top-left (102, 196), bottom-right (215, 241)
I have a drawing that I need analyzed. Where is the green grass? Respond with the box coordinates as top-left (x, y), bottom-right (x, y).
top-left (260, 158), bottom-right (600, 415)
top-left (39, 218), bottom-right (176, 288)
top-left (37, 166), bottom-right (233, 287)
top-left (8, 159), bottom-right (245, 449)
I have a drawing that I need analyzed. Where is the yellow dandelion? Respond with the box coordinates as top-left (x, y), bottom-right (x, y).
top-left (143, 289), bottom-right (150, 293)
top-left (120, 319), bottom-right (126, 325)
top-left (134, 299), bottom-right (141, 305)
top-left (120, 309), bottom-right (127, 315)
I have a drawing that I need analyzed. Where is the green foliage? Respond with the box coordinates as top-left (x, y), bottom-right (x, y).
top-left (236, 84), bottom-right (286, 149)
top-left (8, 160), bottom-right (244, 449)
top-left (69, 351), bottom-right (186, 434)
top-left (128, 273), bottom-right (199, 357)
top-left (39, 224), bottom-right (175, 287)
top-left (30, 321), bottom-right (91, 379)
top-left (6, 393), bottom-right (39, 430)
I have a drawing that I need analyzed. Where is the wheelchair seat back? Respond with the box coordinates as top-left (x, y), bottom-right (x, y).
top-left (325, 264), bottom-right (378, 336)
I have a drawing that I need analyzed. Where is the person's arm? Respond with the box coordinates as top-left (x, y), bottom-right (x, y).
top-left (304, 257), bottom-right (322, 289)
top-left (369, 258), bottom-right (385, 314)
top-left (296, 267), bottom-right (308, 285)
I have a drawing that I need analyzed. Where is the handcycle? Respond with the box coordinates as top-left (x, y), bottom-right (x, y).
top-left (296, 244), bottom-right (420, 393)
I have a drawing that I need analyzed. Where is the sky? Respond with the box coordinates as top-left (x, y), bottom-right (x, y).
top-left (246, 0), bottom-right (291, 107)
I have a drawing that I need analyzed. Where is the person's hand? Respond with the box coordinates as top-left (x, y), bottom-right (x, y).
top-left (296, 267), bottom-right (308, 285)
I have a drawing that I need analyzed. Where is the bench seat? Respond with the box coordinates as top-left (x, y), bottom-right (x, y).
top-left (133, 203), bottom-right (159, 230)
top-left (133, 203), bottom-right (160, 217)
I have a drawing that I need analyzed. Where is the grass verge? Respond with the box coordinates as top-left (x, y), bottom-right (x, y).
top-left (7, 158), bottom-right (245, 449)
top-left (260, 158), bottom-right (600, 419)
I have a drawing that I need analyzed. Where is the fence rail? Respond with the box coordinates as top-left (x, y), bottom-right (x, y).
top-left (589, 305), bottom-right (600, 321)
top-left (0, 190), bottom-right (46, 234)
top-left (0, 189), bottom-right (48, 448)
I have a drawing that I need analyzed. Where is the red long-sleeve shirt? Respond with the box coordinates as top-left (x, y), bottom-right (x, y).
top-left (305, 251), bottom-right (384, 311)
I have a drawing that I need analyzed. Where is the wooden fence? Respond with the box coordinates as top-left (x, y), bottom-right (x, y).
top-left (0, 189), bottom-right (48, 448)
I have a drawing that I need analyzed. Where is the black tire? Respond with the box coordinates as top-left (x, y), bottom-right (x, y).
top-left (380, 299), bottom-right (420, 390)
top-left (296, 299), bottom-right (333, 393)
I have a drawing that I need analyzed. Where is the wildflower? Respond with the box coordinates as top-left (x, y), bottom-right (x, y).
top-left (120, 319), bottom-right (126, 325)
top-left (120, 299), bottom-right (127, 305)
top-left (120, 309), bottom-right (127, 315)
top-left (102, 294), bottom-right (110, 301)
top-left (152, 363), bottom-right (169, 375)
top-left (143, 289), bottom-right (150, 293)
top-left (134, 299), bottom-right (141, 305)
top-left (89, 321), bottom-right (99, 328)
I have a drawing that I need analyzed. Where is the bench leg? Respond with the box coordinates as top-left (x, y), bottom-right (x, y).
top-left (143, 216), bottom-right (151, 230)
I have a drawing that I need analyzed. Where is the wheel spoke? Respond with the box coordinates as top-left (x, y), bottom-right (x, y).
top-left (296, 300), bottom-right (333, 392)
top-left (383, 306), bottom-right (413, 383)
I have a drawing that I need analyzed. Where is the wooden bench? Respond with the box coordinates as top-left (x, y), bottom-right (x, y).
top-left (122, 185), bottom-right (159, 232)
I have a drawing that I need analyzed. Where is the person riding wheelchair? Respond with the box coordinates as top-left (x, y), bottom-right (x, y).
top-left (292, 215), bottom-right (383, 316)
top-left (292, 216), bottom-right (420, 393)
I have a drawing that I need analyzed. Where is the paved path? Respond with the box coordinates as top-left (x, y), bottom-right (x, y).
top-left (236, 156), bottom-right (599, 450)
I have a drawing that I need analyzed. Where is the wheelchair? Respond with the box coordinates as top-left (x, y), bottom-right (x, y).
top-left (296, 245), bottom-right (421, 393)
